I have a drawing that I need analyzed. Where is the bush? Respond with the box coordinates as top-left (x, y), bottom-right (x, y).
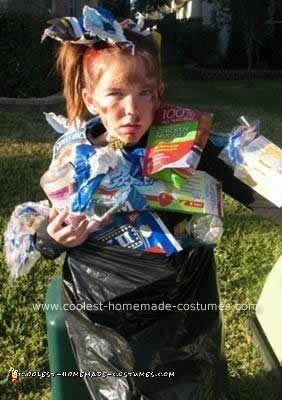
top-left (0, 11), bottom-right (61, 97)
top-left (159, 17), bottom-right (221, 67)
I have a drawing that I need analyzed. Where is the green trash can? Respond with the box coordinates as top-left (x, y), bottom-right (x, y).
top-left (45, 275), bottom-right (92, 400)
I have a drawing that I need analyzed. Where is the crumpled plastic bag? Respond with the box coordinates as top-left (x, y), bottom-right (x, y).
top-left (4, 201), bottom-right (50, 281)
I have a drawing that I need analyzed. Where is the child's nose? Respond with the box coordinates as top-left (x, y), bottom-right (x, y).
top-left (124, 95), bottom-right (138, 116)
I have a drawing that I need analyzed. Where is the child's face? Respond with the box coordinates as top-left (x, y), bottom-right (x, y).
top-left (83, 52), bottom-right (162, 144)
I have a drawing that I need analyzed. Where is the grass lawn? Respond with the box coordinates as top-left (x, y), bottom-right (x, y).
top-left (0, 72), bottom-right (282, 399)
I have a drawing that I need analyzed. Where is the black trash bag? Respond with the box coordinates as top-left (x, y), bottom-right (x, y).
top-left (62, 239), bottom-right (228, 400)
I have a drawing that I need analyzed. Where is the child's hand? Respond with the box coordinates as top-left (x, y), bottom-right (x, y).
top-left (47, 208), bottom-right (97, 248)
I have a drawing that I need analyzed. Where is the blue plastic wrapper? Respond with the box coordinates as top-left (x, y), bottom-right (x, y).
top-left (52, 130), bottom-right (88, 160)
top-left (83, 6), bottom-right (128, 44)
top-left (218, 117), bottom-right (259, 168)
top-left (4, 201), bottom-right (51, 281)
top-left (44, 113), bottom-right (151, 219)
top-left (92, 185), bottom-right (148, 221)
top-left (99, 148), bottom-right (152, 193)
top-left (90, 211), bottom-right (182, 255)
top-left (122, 146), bottom-right (146, 180)
top-left (63, 142), bottom-right (149, 218)
top-left (42, 126), bottom-right (123, 217)
top-left (42, 5), bottom-right (134, 51)
top-left (71, 144), bottom-right (107, 213)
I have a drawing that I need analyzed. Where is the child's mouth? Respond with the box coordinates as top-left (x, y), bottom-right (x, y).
top-left (121, 124), bottom-right (141, 133)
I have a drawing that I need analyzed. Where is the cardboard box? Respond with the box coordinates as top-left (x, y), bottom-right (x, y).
top-left (137, 170), bottom-right (223, 217)
top-left (234, 136), bottom-right (282, 207)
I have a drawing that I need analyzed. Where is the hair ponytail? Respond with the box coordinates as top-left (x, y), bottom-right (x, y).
top-left (56, 43), bottom-right (88, 122)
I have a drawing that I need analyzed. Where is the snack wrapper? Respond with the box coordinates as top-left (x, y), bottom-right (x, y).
top-left (143, 104), bottom-right (213, 179)
top-left (41, 139), bottom-right (149, 221)
top-left (219, 116), bottom-right (282, 207)
top-left (71, 144), bottom-right (121, 213)
top-left (42, 115), bottom-right (126, 217)
top-left (90, 211), bottom-right (182, 255)
top-left (85, 147), bottom-right (149, 220)
top-left (51, 127), bottom-right (92, 166)
top-left (4, 201), bottom-right (51, 281)
top-left (92, 186), bottom-right (148, 221)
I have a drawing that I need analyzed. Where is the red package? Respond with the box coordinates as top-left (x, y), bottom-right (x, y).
top-left (143, 104), bottom-right (212, 176)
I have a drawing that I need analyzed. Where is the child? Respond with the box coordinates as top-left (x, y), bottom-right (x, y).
top-left (39, 23), bottom-right (165, 250)
top-left (36, 6), bottom-right (280, 400)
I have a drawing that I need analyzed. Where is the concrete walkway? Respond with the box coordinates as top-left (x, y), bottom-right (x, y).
top-left (0, 93), bottom-right (64, 112)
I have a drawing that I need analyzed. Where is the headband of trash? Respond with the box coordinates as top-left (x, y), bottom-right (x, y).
top-left (41, 5), bottom-right (160, 55)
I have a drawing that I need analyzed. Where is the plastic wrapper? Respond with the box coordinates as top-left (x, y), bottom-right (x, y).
top-left (143, 104), bottom-right (213, 183)
top-left (90, 211), bottom-right (182, 255)
top-left (4, 201), bottom-right (51, 281)
top-left (83, 6), bottom-right (129, 46)
top-left (41, 142), bottom-right (123, 217)
top-left (42, 5), bottom-right (134, 52)
top-left (92, 186), bottom-right (148, 221)
top-left (44, 112), bottom-right (143, 216)
top-left (42, 111), bottom-right (220, 256)
top-left (44, 112), bottom-right (86, 135)
top-left (72, 144), bottom-right (121, 213)
top-left (218, 116), bottom-right (259, 168)
top-left (51, 126), bottom-right (93, 166)
top-left (62, 240), bottom-right (228, 399)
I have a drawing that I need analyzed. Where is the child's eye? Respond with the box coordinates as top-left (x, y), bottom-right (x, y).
top-left (108, 92), bottom-right (123, 97)
top-left (140, 90), bottom-right (152, 96)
